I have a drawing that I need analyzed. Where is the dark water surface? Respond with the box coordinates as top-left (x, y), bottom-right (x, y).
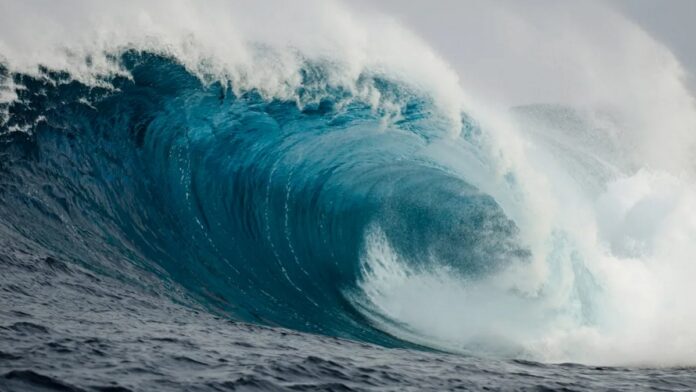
top-left (3, 250), bottom-right (695, 391)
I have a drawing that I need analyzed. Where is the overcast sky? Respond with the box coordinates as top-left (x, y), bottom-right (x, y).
top-left (350, 0), bottom-right (696, 105)
top-left (611, 0), bottom-right (696, 91)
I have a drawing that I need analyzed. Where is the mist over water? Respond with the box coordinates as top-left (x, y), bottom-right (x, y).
top-left (1, 0), bottom-right (696, 368)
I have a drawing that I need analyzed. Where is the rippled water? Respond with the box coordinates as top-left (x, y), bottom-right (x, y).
top-left (3, 249), bottom-right (695, 391)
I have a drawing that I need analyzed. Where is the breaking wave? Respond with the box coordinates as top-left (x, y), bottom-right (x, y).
top-left (2, 0), bottom-right (696, 366)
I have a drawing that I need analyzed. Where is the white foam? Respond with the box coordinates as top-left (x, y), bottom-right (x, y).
top-left (0, 0), bottom-right (464, 130)
top-left (349, 2), bottom-right (696, 365)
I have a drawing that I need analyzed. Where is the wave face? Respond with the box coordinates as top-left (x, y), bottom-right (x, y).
top-left (0, 52), bottom-right (529, 348)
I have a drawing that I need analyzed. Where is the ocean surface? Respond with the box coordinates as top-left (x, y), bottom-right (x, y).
top-left (2, 2), bottom-right (696, 390)
top-left (2, 248), bottom-right (696, 392)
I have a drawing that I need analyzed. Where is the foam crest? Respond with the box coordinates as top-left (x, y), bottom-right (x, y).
top-left (0, 0), bottom-right (464, 129)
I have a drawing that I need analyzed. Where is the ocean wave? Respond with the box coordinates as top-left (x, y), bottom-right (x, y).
top-left (3, 0), bottom-right (696, 367)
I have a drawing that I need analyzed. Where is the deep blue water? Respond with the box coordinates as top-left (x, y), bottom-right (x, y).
top-left (1, 52), bottom-right (694, 391)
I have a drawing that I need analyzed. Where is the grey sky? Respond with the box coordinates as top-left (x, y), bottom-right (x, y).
top-left (350, 0), bottom-right (696, 104)
top-left (610, 0), bottom-right (696, 91)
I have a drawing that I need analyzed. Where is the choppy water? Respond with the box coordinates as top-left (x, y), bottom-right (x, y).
top-left (4, 249), bottom-right (696, 391)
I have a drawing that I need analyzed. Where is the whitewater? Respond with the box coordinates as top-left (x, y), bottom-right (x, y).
top-left (1, 0), bottom-right (696, 390)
